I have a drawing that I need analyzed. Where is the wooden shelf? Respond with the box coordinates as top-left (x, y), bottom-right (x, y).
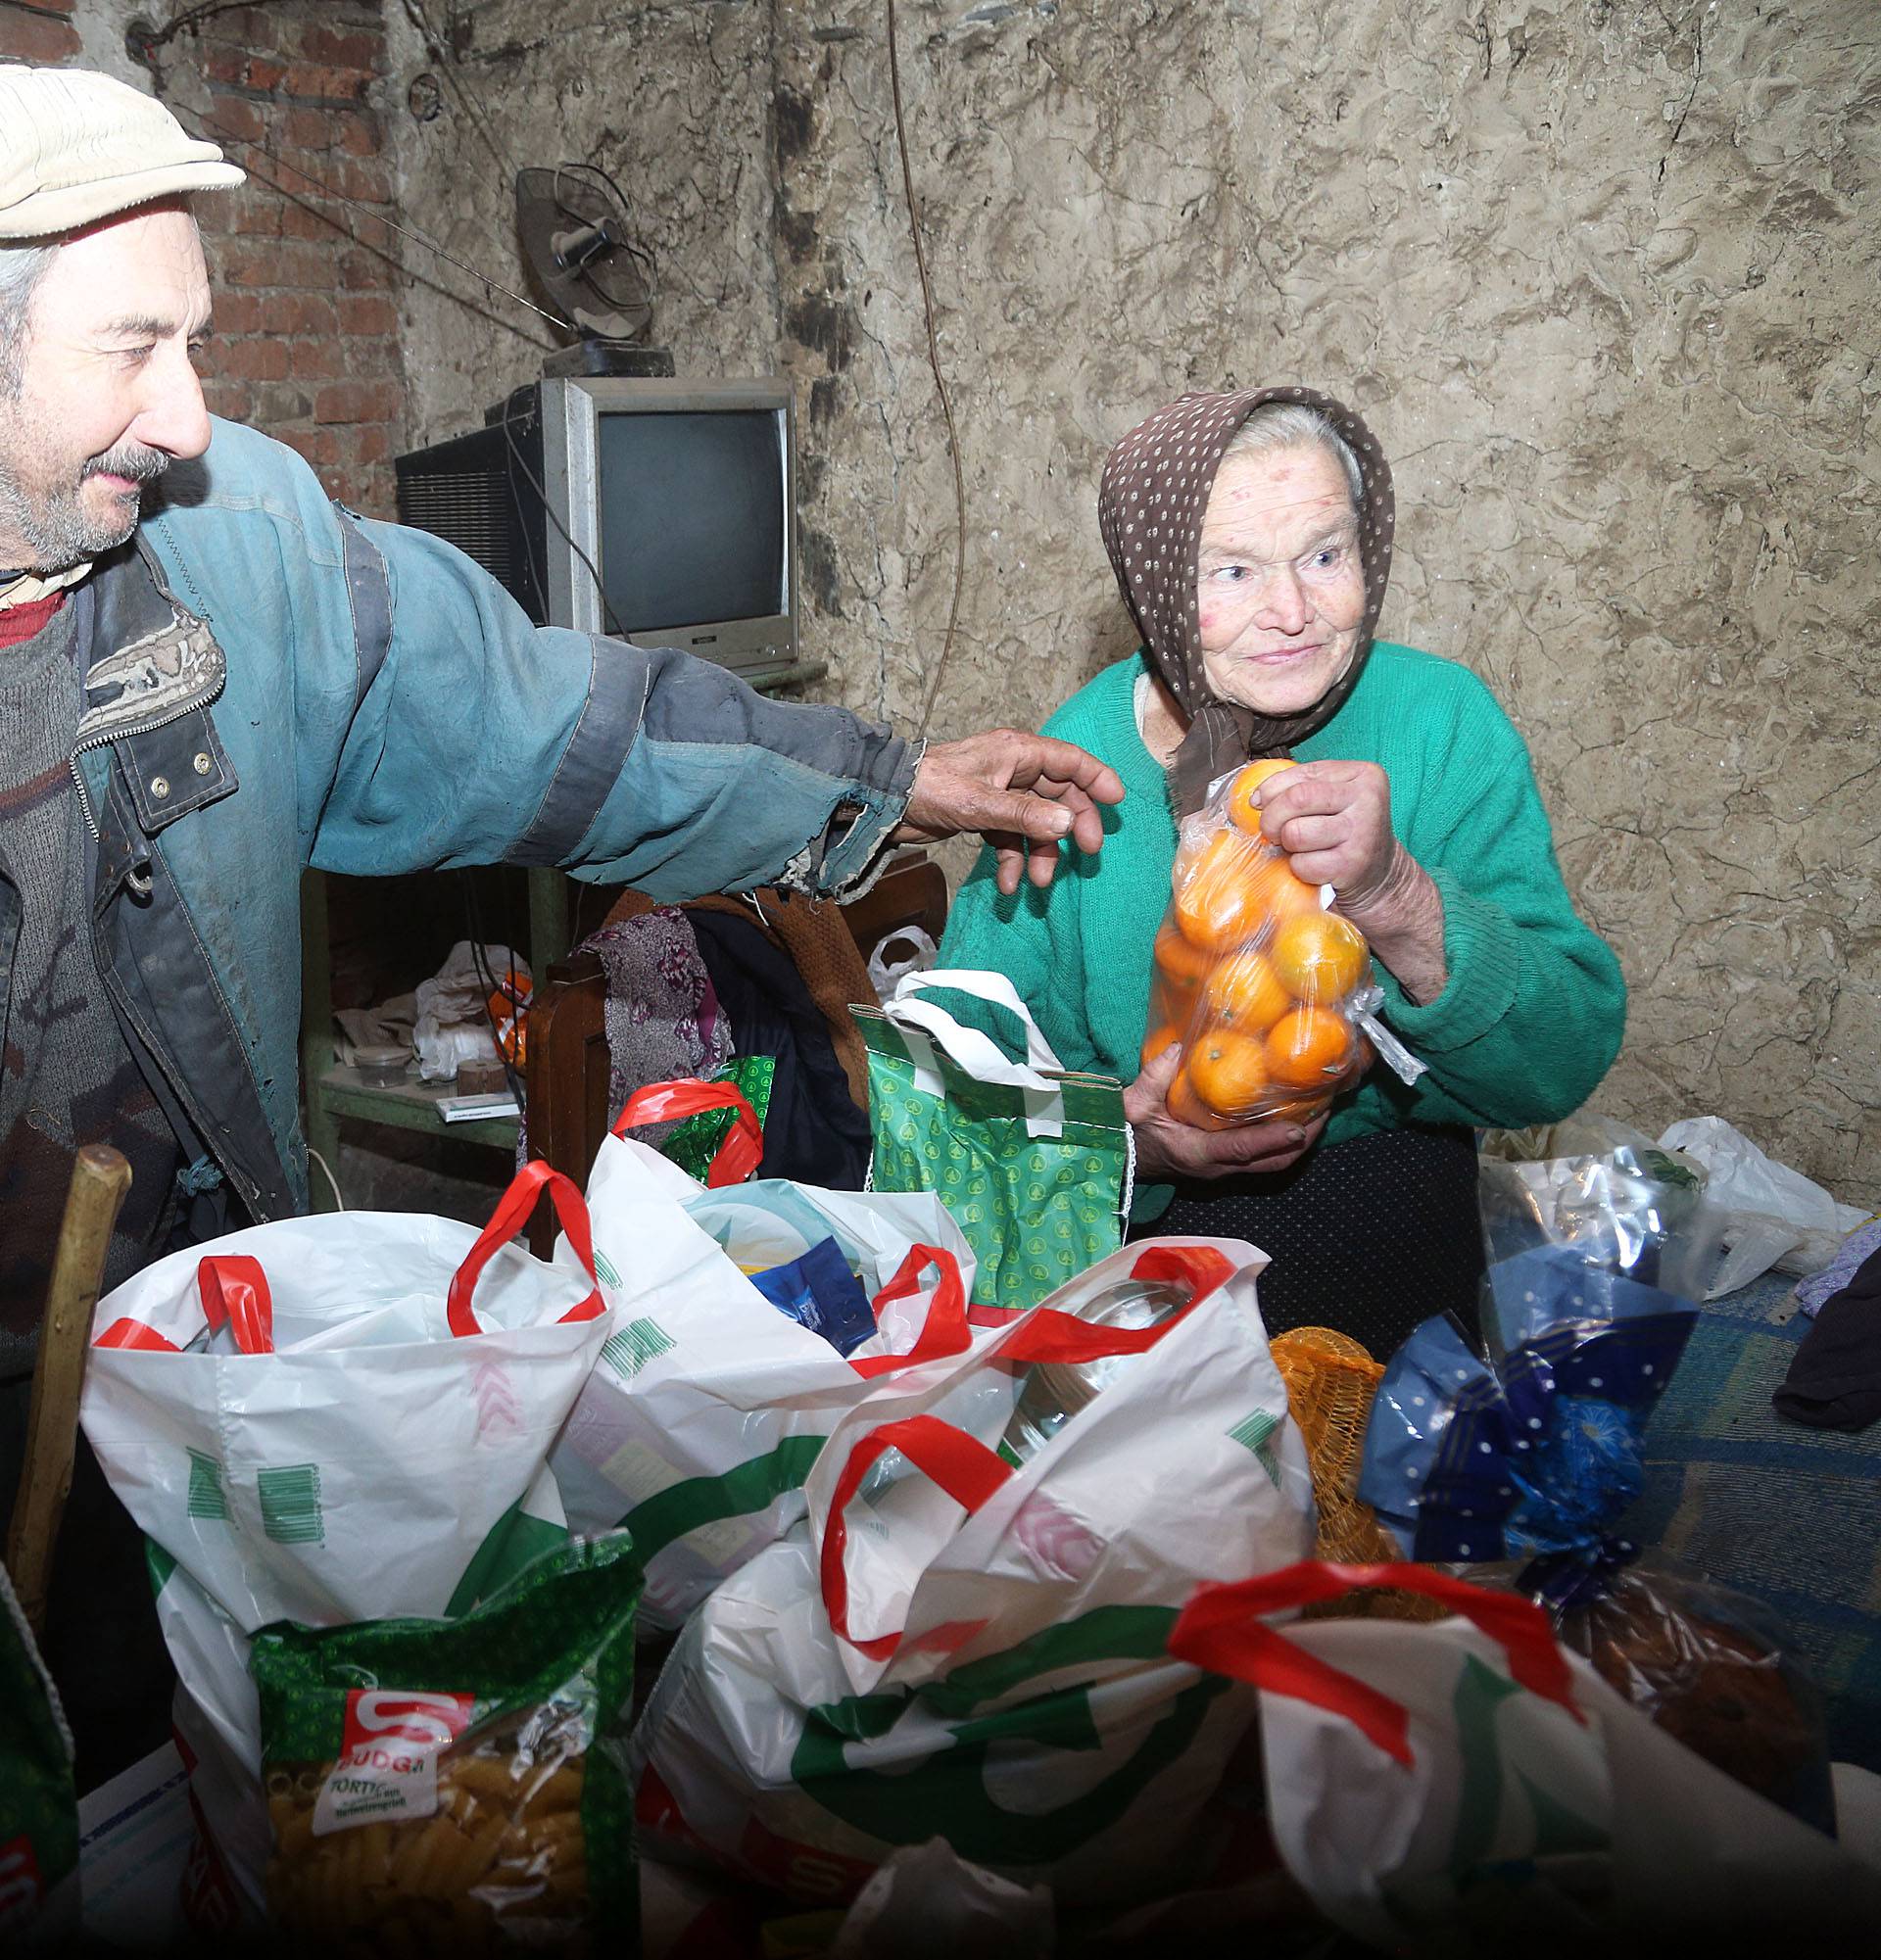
top-left (313, 1062), bottom-right (520, 1152)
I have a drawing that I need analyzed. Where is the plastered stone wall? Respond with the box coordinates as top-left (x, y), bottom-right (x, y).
top-left (385, 0), bottom-right (1879, 1208)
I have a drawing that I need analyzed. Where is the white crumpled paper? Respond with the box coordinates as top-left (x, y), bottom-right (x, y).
top-left (1658, 1115), bottom-right (1867, 1297)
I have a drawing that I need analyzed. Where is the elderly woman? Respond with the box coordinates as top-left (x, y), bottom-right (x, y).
top-left (940, 388), bottom-right (1626, 1353)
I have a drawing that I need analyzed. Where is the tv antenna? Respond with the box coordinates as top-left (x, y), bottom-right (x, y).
top-left (515, 165), bottom-right (674, 379)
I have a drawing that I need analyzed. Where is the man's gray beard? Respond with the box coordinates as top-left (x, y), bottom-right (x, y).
top-left (0, 458), bottom-right (158, 573)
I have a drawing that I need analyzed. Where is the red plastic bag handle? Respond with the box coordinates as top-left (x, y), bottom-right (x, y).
top-left (94, 1318), bottom-right (181, 1353)
top-left (447, 1160), bottom-right (603, 1338)
top-left (1168, 1560), bottom-right (1583, 1767)
top-left (612, 1076), bottom-right (762, 1187)
top-left (821, 1243), bottom-right (1238, 1651)
top-left (93, 1255), bottom-right (277, 1355)
top-left (197, 1256), bottom-right (274, 1355)
top-left (820, 1412), bottom-right (1014, 1660)
top-left (850, 1244), bottom-right (974, 1380)
top-left (989, 1241), bottom-right (1234, 1366)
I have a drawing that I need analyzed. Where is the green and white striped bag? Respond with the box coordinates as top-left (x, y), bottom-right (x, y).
top-left (856, 971), bottom-right (1133, 1311)
top-left (634, 1237), bottom-right (1315, 1908)
top-left (78, 1162), bottom-right (612, 1925)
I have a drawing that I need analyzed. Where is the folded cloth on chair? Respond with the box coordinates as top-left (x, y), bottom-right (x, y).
top-left (590, 905), bottom-right (732, 1136)
top-left (1773, 1242), bottom-right (1881, 1432)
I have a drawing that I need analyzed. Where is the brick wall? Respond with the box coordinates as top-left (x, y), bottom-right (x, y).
top-left (0, 1), bottom-right (405, 518)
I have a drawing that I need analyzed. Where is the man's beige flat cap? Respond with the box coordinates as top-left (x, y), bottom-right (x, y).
top-left (0, 64), bottom-right (244, 240)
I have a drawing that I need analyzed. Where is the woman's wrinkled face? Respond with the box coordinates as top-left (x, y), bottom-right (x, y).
top-left (1195, 443), bottom-right (1366, 718)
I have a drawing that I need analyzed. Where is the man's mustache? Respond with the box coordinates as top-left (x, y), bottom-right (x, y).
top-left (81, 443), bottom-right (170, 486)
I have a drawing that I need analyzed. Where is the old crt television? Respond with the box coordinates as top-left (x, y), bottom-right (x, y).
top-left (394, 376), bottom-right (799, 688)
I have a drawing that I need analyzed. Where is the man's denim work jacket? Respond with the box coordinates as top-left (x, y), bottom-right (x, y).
top-left (8, 417), bottom-right (914, 1228)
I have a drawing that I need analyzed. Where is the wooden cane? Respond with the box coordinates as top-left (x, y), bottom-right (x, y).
top-left (5, 1145), bottom-right (131, 1638)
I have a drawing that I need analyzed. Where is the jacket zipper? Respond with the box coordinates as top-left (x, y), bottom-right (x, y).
top-left (68, 688), bottom-right (216, 842)
top-left (76, 690), bottom-right (273, 1222)
top-left (93, 913), bottom-right (273, 1226)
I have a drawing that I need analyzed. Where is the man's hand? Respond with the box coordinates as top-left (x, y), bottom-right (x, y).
top-left (1124, 1041), bottom-right (1326, 1182)
top-left (896, 731), bottom-right (1125, 895)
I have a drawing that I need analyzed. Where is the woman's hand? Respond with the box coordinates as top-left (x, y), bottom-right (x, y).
top-left (1256, 760), bottom-right (1449, 1005)
top-left (1125, 1041), bottom-right (1327, 1181)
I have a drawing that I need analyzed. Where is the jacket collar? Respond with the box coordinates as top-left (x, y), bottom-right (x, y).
top-left (77, 536), bottom-right (224, 748)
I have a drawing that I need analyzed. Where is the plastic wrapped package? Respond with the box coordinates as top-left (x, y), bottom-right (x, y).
top-left (249, 1535), bottom-right (640, 1954)
top-left (1360, 1134), bottom-right (1837, 1831)
top-left (1148, 762), bottom-right (1421, 1128)
top-left (1359, 1246), bottom-right (1699, 1564)
top-left (1469, 1548), bottom-right (1835, 1832)
top-left (1361, 1120), bottom-right (1711, 1567)
top-left (1477, 1118), bottom-right (1723, 1314)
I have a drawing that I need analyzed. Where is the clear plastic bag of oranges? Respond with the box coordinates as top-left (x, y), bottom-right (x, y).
top-left (1146, 759), bottom-right (1406, 1129)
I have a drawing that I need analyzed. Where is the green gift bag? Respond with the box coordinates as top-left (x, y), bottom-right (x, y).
top-left (855, 969), bottom-right (1132, 1309)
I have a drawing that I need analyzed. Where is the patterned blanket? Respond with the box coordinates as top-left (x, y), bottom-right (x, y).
top-left (1621, 1268), bottom-right (1881, 1771)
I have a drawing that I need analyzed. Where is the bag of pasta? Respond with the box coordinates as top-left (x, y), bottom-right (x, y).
top-left (249, 1533), bottom-right (640, 1954)
top-left (1148, 761), bottom-right (1419, 1127)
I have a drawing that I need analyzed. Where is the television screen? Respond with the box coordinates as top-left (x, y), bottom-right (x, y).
top-left (596, 408), bottom-right (786, 633)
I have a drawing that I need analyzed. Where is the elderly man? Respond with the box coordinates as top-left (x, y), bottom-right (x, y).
top-left (0, 65), bottom-right (1120, 1782)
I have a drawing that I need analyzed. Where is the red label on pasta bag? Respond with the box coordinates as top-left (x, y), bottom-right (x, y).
top-left (0, 1834), bottom-right (43, 1933)
top-left (314, 1692), bottom-right (476, 1837)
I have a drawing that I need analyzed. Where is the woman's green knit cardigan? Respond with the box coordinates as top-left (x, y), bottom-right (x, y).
top-left (940, 645), bottom-right (1627, 1220)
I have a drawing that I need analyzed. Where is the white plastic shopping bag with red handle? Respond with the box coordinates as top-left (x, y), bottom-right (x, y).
top-left (78, 1162), bottom-right (611, 1923)
top-left (1168, 1561), bottom-right (1881, 1943)
top-left (631, 1237), bottom-right (1316, 1909)
top-left (552, 1077), bottom-right (989, 1630)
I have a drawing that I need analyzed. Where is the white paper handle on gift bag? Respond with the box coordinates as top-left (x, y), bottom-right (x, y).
top-left (1167, 1559), bottom-right (1583, 1765)
top-left (880, 969), bottom-right (1071, 1138)
top-left (820, 1243), bottom-right (1237, 1658)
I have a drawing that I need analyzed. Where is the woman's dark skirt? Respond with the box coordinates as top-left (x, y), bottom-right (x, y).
top-left (1132, 1124), bottom-right (1483, 1359)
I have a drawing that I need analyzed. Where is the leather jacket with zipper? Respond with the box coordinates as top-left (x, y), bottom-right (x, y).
top-left (2, 416), bottom-right (915, 1235)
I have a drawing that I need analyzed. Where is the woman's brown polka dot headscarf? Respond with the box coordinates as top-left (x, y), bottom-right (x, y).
top-left (1098, 386), bottom-right (1395, 816)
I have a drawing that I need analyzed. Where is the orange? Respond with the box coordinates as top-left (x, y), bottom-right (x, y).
top-left (1245, 851), bottom-right (1325, 929)
top-left (1172, 829), bottom-right (1269, 954)
top-left (1185, 1029), bottom-right (1271, 1118)
top-left (1265, 1006), bottom-right (1355, 1089)
top-left (1140, 1023), bottom-right (1182, 1071)
top-left (1270, 912), bottom-right (1369, 1004)
top-left (1199, 948), bottom-right (1291, 1037)
top-left (1153, 923), bottom-right (1214, 987)
top-left (1263, 1095), bottom-right (1331, 1126)
top-left (1167, 1070), bottom-right (1236, 1131)
top-left (1224, 757), bottom-right (1299, 836)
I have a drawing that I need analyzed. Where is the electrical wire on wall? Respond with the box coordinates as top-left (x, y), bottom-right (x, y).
top-left (168, 100), bottom-right (573, 347)
top-left (886, 0), bottom-right (970, 741)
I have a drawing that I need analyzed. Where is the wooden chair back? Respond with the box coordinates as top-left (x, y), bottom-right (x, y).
top-left (522, 852), bottom-right (946, 1255)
